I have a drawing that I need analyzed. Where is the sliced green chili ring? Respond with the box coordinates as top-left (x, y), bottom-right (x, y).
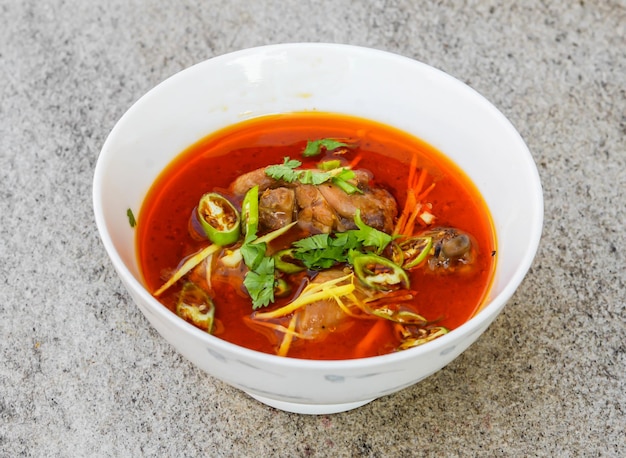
top-left (389, 242), bottom-right (404, 266)
top-left (351, 253), bottom-right (409, 291)
top-left (273, 278), bottom-right (292, 298)
top-left (399, 236), bottom-right (433, 269)
top-left (317, 159), bottom-right (342, 171)
top-left (241, 185), bottom-right (259, 243)
top-left (197, 192), bottom-right (240, 245)
top-left (370, 306), bottom-right (427, 324)
top-left (273, 248), bottom-right (306, 274)
top-left (176, 282), bottom-right (215, 333)
top-left (394, 310), bottom-right (428, 324)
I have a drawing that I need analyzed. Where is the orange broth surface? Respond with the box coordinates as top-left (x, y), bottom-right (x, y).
top-left (137, 113), bottom-right (496, 360)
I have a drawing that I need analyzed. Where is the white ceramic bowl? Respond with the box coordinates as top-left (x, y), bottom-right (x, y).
top-left (93, 43), bottom-right (543, 414)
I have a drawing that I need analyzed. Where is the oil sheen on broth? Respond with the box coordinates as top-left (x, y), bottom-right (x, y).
top-left (137, 113), bottom-right (496, 360)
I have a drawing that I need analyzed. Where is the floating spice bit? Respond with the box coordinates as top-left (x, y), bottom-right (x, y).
top-left (176, 282), bottom-right (215, 333)
top-left (396, 326), bottom-right (449, 350)
top-left (197, 192), bottom-right (240, 245)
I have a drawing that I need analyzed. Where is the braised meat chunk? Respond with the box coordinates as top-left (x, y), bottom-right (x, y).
top-left (231, 167), bottom-right (280, 197)
top-left (317, 183), bottom-right (397, 233)
top-left (229, 164), bottom-right (398, 235)
top-left (259, 187), bottom-right (296, 231)
top-left (294, 185), bottom-right (341, 233)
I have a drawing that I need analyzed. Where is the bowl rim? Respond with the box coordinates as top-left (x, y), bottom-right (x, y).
top-left (93, 42), bottom-right (544, 370)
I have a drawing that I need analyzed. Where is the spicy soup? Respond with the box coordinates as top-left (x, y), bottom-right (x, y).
top-left (137, 113), bottom-right (495, 360)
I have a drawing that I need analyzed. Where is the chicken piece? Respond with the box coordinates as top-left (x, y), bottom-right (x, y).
top-left (230, 167), bottom-right (279, 197)
top-left (298, 300), bottom-right (347, 339)
top-left (230, 165), bottom-right (398, 234)
top-left (351, 169), bottom-right (373, 187)
top-left (259, 187), bottom-right (295, 232)
top-left (317, 183), bottom-right (397, 233)
top-left (297, 270), bottom-right (350, 339)
top-left (294, 185), bottom-right (341, 233)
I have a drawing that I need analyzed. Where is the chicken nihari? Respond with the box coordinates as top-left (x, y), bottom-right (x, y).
top-left (137, 113), bottom-right (496, 360)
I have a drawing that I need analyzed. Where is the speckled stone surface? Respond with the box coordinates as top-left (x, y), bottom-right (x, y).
top-left (1, 1), bottom-right (624, 456)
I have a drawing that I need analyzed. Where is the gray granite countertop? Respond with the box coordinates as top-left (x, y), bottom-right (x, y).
top-left (1, 1), bottom-right (624, 456)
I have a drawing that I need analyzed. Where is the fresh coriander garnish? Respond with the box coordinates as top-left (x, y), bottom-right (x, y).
top-left (242, 256), bottom-right (276, 309)
top-left (265, 157), bottom-right (331, 185)
top-left (302, 139), bottom-right (351, 157)
top-left (299, 168), bottom-right (330, 185)
top-left (291, 210), bottom-right (394, 270)
top-left (241, 242), bottom-right (266, 271)
top-left (352, 209), bottom-right (395, 254)
top-left (239, 221), bottom-right (298, 309)
top-left (265, 157), bottom-right (361, 194)
top-left (292, 233), bottom-right (359, 270)
top-left (241, 239), bottom-right (275, 310)
top-left (264, 157), bottom-right (302, 182)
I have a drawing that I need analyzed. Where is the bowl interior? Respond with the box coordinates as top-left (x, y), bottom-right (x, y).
top-left (94, 43), bottom-right (543, 353)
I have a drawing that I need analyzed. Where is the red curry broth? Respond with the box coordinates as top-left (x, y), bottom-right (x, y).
top-left (137, 113), bottom-right (495, 360)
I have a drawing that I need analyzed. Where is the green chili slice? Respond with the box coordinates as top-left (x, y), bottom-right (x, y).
top-left (389, 242), bottom-right (404, 266)
top-left (176, 282), bottom-right (215, 333)
top-left (317, 159), bottom-right (342, 171)
top-left (241, 185), bottom-right (259, 243)
top-left (369, 306), bottom-right (427, 324)
top-left (351, 253), bottom-right (409, 291)
top-left (273, 278), bottom-right (292, 298)
top-left (197, 192), bottom-right (240, 245)
top-left (273, 248), bottom-right (306, 274)
top-left (399, 236), bottom-right (433, 269)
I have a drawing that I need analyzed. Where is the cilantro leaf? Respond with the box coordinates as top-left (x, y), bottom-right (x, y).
top-left (292, 232), bottom-right (360, 270)
top-left (292, 234), bottom-right (336, 270)
top-left (332, 231), bottom-right (362, 251)
top-left (243, 256), bottom-right (275, 309)
top-left (265, 157), bottom-right (302, 182)
top-left (303, 139), bottom-right (350, 157)
top-left (265, 156), bottom-right (332, 186)
top-left (240, 242), bottom-right (266, 271)
top-left (299, 169), bottom-right (331, 185)
top-left (351, 209), bottom-right (395, 254)
top-left (264, 157), bottom-right (361, 195)
top-left (292, 233), bottom-right (331, 251)
top-left (290, 210), bottom-right (395, 270)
